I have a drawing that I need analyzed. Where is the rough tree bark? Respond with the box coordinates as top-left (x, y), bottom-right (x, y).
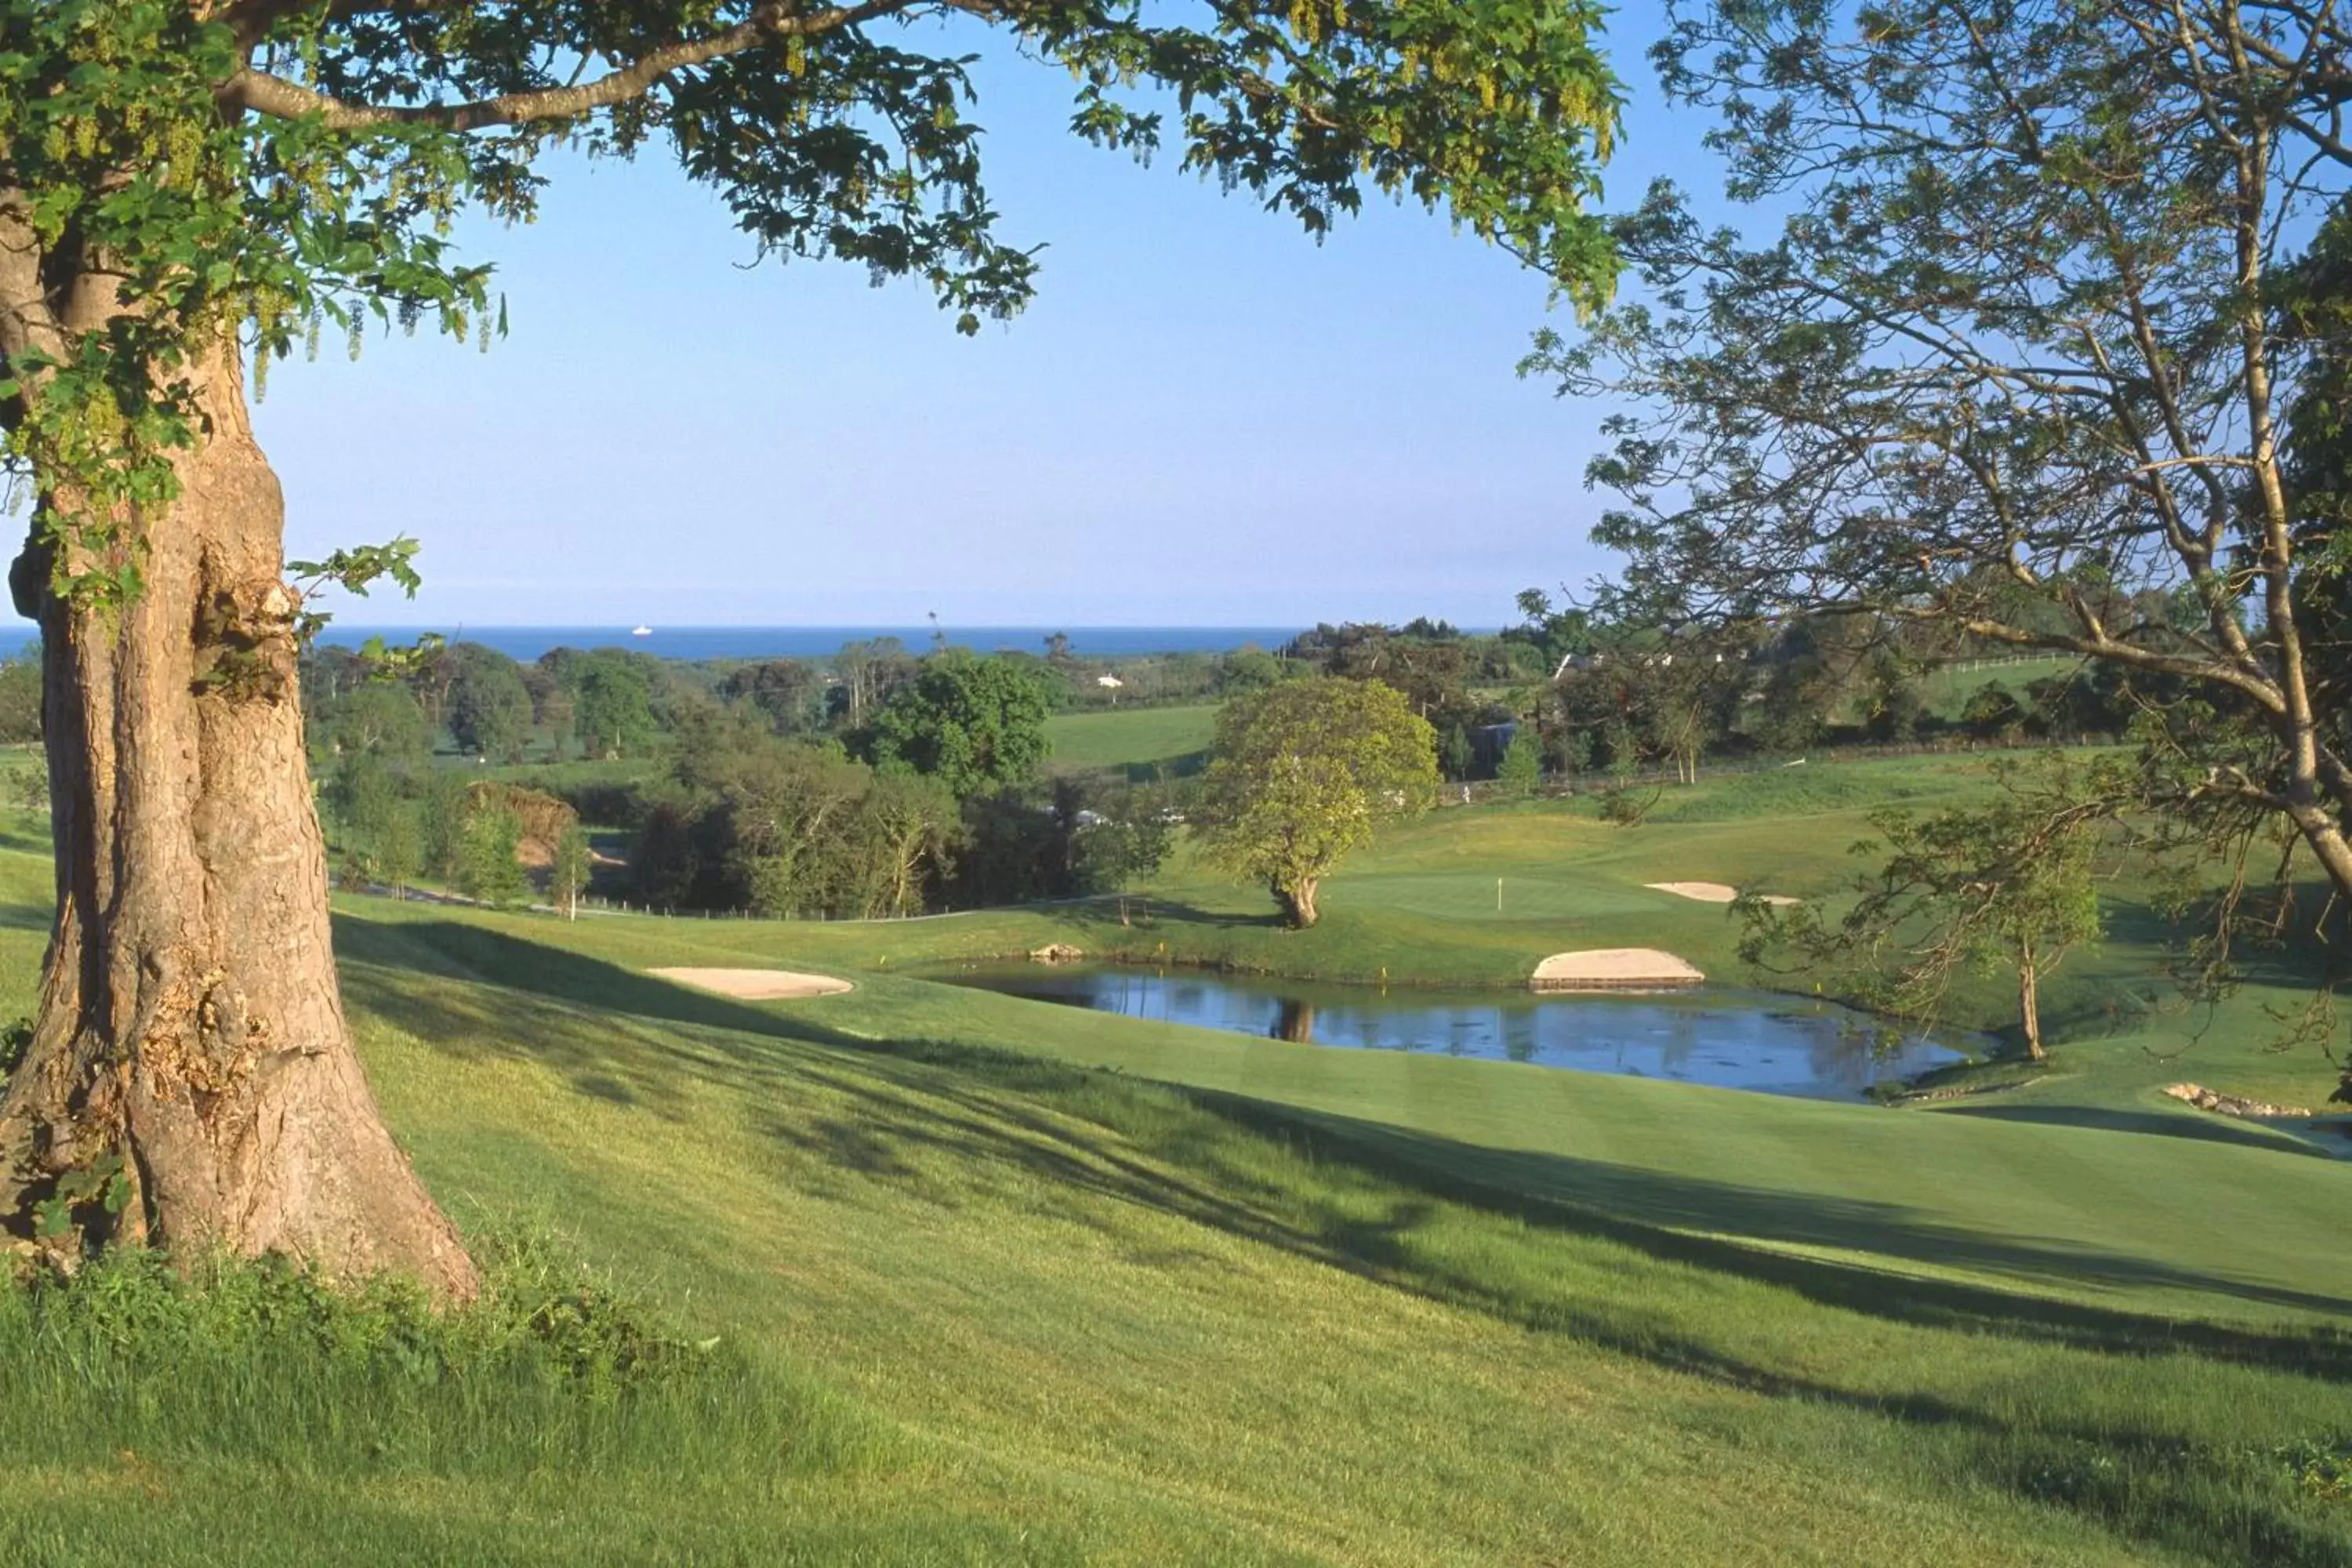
top-left (2, 337), bottom-right (477, 1297)
top-left (1274, 877), bottom-right (1320, 929)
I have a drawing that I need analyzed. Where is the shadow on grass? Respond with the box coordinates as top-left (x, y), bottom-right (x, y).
top-left (2084, 887), bottom-right (2352, 994)
top-left (332, 916), bottom-right (880, 1118)
top-left (1091, 898), bottom-right (1288, 932)
top-left (347, 915), bottom-right (2352, 1339)
top-left (777, 1025), bottom-right (2352, 1566)
top-left (0, 833), bottom-right (48, 863)
top-left (1934, 1101), bottom-right (2332, 1157)
top-left (0, 902), bottom-right (49, 934)
top-left (1120, 749), bottom-right (1209, 784)
top-left (1178, 1090), bottom-right (2352, 1338)
top-left (1142, 1089), bottom-right (2352, 1567)
top-left (339, 916), bottom-right (1291, 1243)
top-left (336, 917), bottom-right (840, 1035)
top-left (341, 913), bottom-right (2352, 1566)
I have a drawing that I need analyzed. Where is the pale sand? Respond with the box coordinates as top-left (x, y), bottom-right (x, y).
top-left (650, 967), bottom-right (854, 1000)
top-left (1645, 880), bottom-right (1801, 907)
top-left (1531, 948), bottom-right (1705, 989)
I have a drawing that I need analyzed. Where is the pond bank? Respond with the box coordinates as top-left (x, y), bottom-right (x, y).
top-left (931, 962), bottom-right (1971, 1102)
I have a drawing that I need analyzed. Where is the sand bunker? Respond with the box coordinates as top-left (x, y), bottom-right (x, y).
top-left (1646, 881), bottom-right (1801, 907)
top-left (650, 967), bottom-right (854, 1000)
top-left (1531, 949), bottom-right (1705, 991)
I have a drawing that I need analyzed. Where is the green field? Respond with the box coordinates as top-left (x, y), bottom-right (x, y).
top-left (2, 753), bottom-right (2349, 1563)
top-left (1916, 657), bottom-right (2086, 715)
top-left (1044, 702), bottom-right (1218, 776)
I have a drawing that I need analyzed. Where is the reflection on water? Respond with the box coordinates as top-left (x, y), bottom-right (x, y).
top-left (938, 965), bottom-right (1969, 1102)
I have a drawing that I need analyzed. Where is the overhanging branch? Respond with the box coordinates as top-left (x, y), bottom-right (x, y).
top-left (224, 0), bottom-right (919, 132)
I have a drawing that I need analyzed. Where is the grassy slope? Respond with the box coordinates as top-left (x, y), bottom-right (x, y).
top-left (325, 909), bottom-right (2352, 1566)
top-left (1044, 703), bottom-right (1218, 774)
top-left (330, 895), bottom-right (2352, 1332)
top-left (3, 764), bottom-right (2351, 1562)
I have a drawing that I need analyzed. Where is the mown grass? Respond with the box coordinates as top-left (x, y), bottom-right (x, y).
top-left (333, 906), bottom-right (2352, 1329)
top-left (2, 760), bottom-right (2350, 1563)
top-left (1044, 702), bottom-right (1218, 776)
top-left (1916, 657), bottom-right (2088, 715)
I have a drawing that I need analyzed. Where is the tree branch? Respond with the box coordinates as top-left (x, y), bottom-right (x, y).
top-left (0, 194), bottom-right (68, 377)
top-left (224, 0), bottom-right (920, 132)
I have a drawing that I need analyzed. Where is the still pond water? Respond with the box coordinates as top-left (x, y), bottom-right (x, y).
top-left (939, 965), bottom-right (1970, 1102)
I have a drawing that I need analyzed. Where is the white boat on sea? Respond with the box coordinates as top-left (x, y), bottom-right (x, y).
top-left (630, 624), bottom-right (653, 637)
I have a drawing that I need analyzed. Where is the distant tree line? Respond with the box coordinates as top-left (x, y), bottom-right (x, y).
top-left (1240, 593), bottom-right (2165, 800)
top-left (299, 631), bottom-right (1326, 777)
top-left (1465, 592), bottom-right (2154, 793)
top-left (437, 648), bottom-right (1171, 918)
top-left (0, 641), bottom-right (41, 746)
top-left (286, 601), bottom-right (2151, 920)
top-left (296, 633), bottom-right (1192, 915)
top-left (317, 726), bottom-right (576, 910)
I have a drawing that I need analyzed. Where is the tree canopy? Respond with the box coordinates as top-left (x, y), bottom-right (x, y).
top-left (3, 0), bottom-right (1622, 608)
top-left (1534, 0), bottom-right (2352, 939)
top-left (569, 650), bottom-right (659, 759)
top-left (865, 651), bottom-right (1054, 800)
top-left (638, 718), bottom-right (963, 919)
top-left (1196, 675), bottom-right (1437, 927)
top-left (445, 641), bottom-right (532, 760)
top-left (323, 678), bottom-right (431, 767)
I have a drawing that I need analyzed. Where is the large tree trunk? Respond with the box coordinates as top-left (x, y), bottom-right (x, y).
top-left (1274, 876), bottom-right (1320, 928)
top-left (2, 340), bottom-right (476, 1297)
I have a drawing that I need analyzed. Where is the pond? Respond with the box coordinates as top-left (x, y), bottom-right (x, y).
top-left (936, 964), bottom-right (1970, 1102)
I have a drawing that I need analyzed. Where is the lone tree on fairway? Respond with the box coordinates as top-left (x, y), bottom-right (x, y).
top-left (1740, 757), bottom-right (2110, 1062)
top-left (1199, 676), bottom-right (1438, 927)
top-left (1537, 1), bottom-right (2352, 940)
top-left (0, 0), bottom-right (1621, 1291)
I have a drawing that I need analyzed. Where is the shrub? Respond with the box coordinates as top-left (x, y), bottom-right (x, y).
top-left (1496, 728), bottom-right (1543, 799)
top-left (1597, 785), bottom-right (1660, 827)
top-left (459, 806), bottom-right (528, 908)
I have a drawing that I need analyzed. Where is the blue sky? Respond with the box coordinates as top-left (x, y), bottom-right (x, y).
top-left (254, 8), bottom-right (1713, 629)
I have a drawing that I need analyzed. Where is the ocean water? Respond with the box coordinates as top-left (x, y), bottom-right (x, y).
top-left (0, 623), bottom-right (1304, 664)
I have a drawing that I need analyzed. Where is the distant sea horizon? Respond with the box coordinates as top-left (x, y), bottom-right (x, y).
top-left (0, 623), bottom-right (1308, 664)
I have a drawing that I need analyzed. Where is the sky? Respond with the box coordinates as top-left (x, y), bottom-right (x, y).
top-left (247, 8), bottom-right (1720, 630)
